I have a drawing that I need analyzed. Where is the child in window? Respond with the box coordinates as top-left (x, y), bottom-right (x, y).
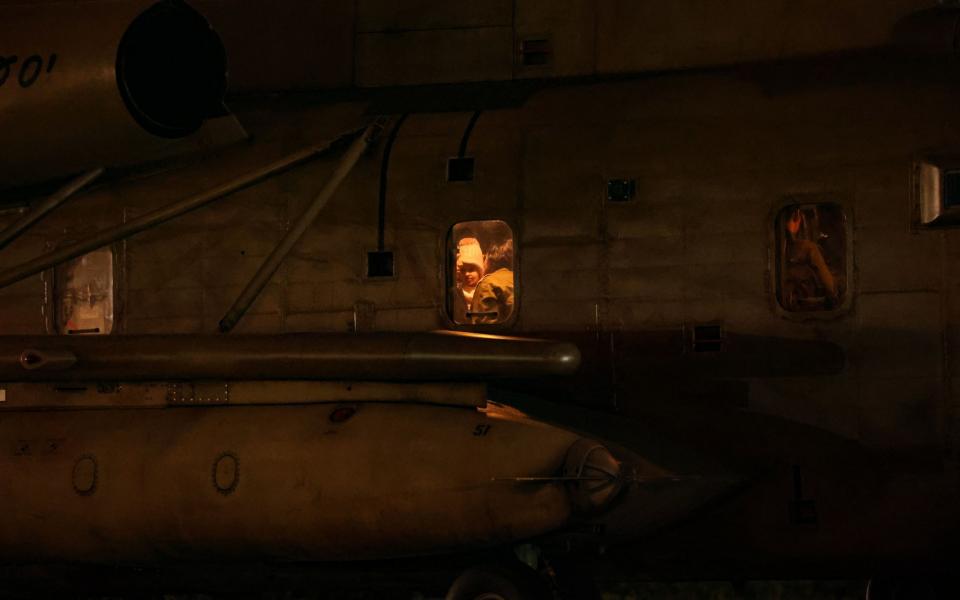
top-left (783, 208), bottom-right (839, 310)
top-left (453, 237), bottom-right (484, 323)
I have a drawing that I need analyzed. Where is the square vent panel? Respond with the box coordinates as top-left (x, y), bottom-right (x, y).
top-left (692, 324), bottom-right (724, 353)
top-left (447, 157), bottom-right (475, 182)
top-left (607, 179), bottom-right (636, 202)
top-left (366, 250), bottom-right (394, 278)
top-left (520, 38), bottom-right (551, 67)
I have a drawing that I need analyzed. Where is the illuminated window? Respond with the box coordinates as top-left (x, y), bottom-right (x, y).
top-left (448, 220), bottom-right (516, 325)
top-left (917, 160), bottom-right (960, 225)
top-left (775, 203), bottom-right (847, 312)
top-left (55, 247), bottom-right (114, 334)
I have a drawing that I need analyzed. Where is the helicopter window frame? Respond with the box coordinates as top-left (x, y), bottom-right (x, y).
top-left (914, 157), bottom-right (960, 227)
top-left (445, 220), bottom-right (519, 329)
top-left (771, 198), bottom-right (853, 319)
top-left (47, 245), bottom-right (118, 335)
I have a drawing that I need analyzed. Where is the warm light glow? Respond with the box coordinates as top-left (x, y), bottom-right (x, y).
top-left (448, 220), bottom-right (516, 325)
top-left (55, 247), bottom-right (114, 334)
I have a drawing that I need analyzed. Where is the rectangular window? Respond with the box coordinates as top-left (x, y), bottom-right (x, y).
top-left (55, 247), bottom-right (114, 334)
top-left (775, 203), bottom-right (846, 313)
top-left (448, 220), bottom-right (516, 325)
top-left (917, 160), bottom-right (960, 225)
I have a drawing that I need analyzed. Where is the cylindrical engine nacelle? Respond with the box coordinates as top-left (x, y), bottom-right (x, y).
top-left (0, 1), bottom-right (228, 188)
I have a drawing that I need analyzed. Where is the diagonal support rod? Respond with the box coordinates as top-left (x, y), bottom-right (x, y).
top-left (0, 132), bottom-right (363, 291)
top-left (0, 168), bottom-right (105, 252)
top-left (218, 119), bottom-right (386, 333)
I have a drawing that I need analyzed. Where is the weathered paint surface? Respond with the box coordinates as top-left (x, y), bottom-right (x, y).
top-left (0, 401), bottom-right (577, 561)
top-left (191, 0), bottom-right (944, 89)
top-left (1, 64), bottom-right (955, 450)
top-left (2, 53), bottom-right (960, 573)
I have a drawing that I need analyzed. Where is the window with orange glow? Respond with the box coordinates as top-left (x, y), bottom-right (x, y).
top-left (55, 248), bottom-right (114, 334)
top-left (448, 220), bottom-right (516, 325)
top-left (775, 203), bottom-right (847, 312)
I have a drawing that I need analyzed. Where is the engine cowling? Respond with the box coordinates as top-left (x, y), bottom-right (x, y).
top-left (0, 1), bottom-right (229, 188)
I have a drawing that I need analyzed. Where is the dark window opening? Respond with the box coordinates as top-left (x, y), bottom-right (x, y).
top-left (366, 250), bottom-right (394, 278)
top-left (447, 157), bottom-right (475, 182)
top-left (448, 220), bottom-right (516, 325)
top-left (943, 170), bottom-right (960, 209)
top-left (775, 203), bottom-right (847, 312)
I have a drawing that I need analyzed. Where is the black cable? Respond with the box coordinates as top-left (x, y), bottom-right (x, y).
top-left (377, 114), bottom-right (408, 251)
top-left (457, 110), bottom-right (482, 158)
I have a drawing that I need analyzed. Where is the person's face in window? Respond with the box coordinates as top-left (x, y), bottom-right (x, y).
top-left (460, 263), bottom-right (483, 288)
top-left (787, 210), bottom-right (802, 238)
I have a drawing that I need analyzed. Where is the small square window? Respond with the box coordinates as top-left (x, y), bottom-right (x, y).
top-left (55, 247), bottom-right (114, 335)
top-left (775, 203), bottom-right (847, 312)
top-left (366, 250), bottom-right (394, 278)
top-left (448, 220), bottom-right (516, 325)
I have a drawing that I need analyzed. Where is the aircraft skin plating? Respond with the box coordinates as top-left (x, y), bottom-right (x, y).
top-left (2, 0), bottom-right (960, 592)
top-left (0, 400), bottom-right (581, 562)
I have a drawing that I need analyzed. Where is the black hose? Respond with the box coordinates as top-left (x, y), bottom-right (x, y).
top-left (377, 114), bottom-right (408, 251)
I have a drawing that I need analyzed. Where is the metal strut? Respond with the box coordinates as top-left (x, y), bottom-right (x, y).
top-left (218, 119), bottom-right (386, 332)
top-left (0, 168), bottom-right (104, 252)
top-left (0, 134), bottom-right (360, 291)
